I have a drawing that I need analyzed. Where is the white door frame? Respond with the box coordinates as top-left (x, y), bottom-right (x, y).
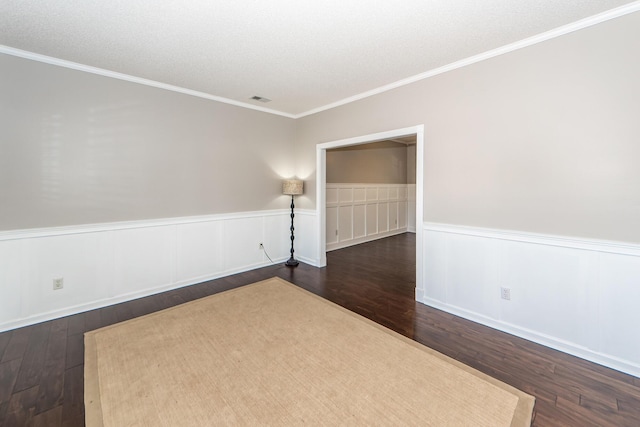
top-left (315, 125), bottom-right (424, 298)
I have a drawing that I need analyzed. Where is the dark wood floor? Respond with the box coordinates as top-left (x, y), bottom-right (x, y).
top-left (1, 233), bottom-right (639, 426)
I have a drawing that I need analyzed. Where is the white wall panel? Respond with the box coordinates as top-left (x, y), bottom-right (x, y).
top-left (27, 232), bottom-right (112, 316)
top-left (398, 202), bottom-right (407, 229)
top-left (378, 202), bottom-right (389, 233)
top-left (293, 210), bottom-right (319, 266)
top-left (366, 205), bottom-right (378, 236)
top-left (446, 234), bottom-right (499, 318)
top-left (389, 187), bottom-right (398, 200)
top-left (113, 226), bottom-right (173, 297)
top-left (389, 201), bottom-right (398, 230)
top-left (326, 206), bottom-right (338, 245)
top-left (327, 184), bottom-right (409, 251)
top-left (421, 230), bottom-right (446, 303)
top-left (353, 205), bottom-right (366, 239)
top-left (421, 222), bottom-right (640, 377)
top-left (263, 214), bottom-right (292, 262)
top-left (223, 217), bottom-right (263, 271)
top-left (326, 188), bottom-right (339, 204)
top-left (338, 206), bottom-right (353, 241)
top-left (500, 242), bottom-right (588, 347)
top-left (339, 188), bottom-right (353, 203)
top-left (598, 253), bottom-right (640, 363)
top-left (0, 240), bottom-right (24, 325)
top-left (0, 210), bottom-right (307, 332)
top-left (176, 221), bottom-right (223, 283)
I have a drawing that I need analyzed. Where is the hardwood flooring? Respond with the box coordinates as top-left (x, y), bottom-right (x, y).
top-left (1, 233), bottom-right (639, 426)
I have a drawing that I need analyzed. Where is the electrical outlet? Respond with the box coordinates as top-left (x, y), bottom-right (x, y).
top-left (500, 287), bottom-right (511, 301)
top-left (53, 277), bottom-right (64, 290)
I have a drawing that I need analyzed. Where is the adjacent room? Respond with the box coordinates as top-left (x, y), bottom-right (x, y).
top-left (1, 1), bottom-right (639, 425)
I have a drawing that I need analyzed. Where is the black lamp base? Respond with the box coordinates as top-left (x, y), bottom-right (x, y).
top-left (284, 257), bottom-right (299, 267)
top-left (285, 194), bottom-right (299, 268)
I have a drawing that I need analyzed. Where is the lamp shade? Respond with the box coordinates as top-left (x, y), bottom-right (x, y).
top-left (282, 179), bottom-right (303, 196)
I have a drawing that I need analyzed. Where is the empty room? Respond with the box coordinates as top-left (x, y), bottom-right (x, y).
top-left (1, 1), bottom-right (640, 426)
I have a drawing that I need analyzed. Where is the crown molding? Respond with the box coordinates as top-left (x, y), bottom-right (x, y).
top-left (0, 45), bottom-right (297, 119)
top-left (2, 2), bottom-right (639, 120)
top-left (295, 2), bottom-right (640, 118)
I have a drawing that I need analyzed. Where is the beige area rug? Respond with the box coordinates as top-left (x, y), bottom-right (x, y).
top-left (85, 277), bottom-right (534, 426)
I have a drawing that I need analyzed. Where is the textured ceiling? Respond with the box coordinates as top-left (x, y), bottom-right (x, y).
top-left (0, 1), bottom-right (637, 117)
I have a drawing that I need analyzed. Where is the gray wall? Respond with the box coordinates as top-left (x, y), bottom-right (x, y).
top-left (0, 55), bottom-right (296, 231)
top-left (326, 141), bottom-right (408, 184)
top-left (3, 12), bottom-right (639, 243)
top-left (295, 12), bottom-right (640, 243)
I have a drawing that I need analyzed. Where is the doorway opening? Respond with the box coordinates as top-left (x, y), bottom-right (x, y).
top-left (315, 125), bottom-right (424, 300)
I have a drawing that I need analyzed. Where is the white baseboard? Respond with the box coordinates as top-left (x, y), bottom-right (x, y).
top-left (327, 228), bottom-right (407, 252)
top-left (0, 210), bottom-right (319, 332)
top-left (419, 222), bottom-right (640, 377)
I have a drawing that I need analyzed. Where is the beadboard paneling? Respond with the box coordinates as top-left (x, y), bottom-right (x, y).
top-left (420, 222), bottom-right (640, 377)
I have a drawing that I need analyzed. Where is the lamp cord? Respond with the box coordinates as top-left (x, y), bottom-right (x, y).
top-left (262, 245), bottom-right (275, 264)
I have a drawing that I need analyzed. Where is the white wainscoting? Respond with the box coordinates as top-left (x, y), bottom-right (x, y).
top-left (0, 209), bottom-right (319, 332)
top-left (420, 222), bottom-right (640, 377)
top-left (326, 183), bottom-right (413, 252)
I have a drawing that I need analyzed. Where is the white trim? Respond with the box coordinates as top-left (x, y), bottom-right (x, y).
top-left (316, 125), bottom-right (424, 289)
top-left (423, 222), bottom-right (640, 257)
top-left (419, 221), bottom-right (640, 377)
top-left (296, 2), bottom-right (640, 118)
top-left (415, 127), bottom-right (425, 297)
top-left (327, 230), bottom-right (408, 252)
top-left (316, 149), bottom-right (328, 267)
top-left (0, 209), bottom-right (288, 241)
top-left (0, 258), bottom-right (287, 333)
top-left (0, 45), bottom-right (296, 119)
top-left (0, 209), bottom-right (308, 332)
top-left (422, 297), bottom-right (640, 378)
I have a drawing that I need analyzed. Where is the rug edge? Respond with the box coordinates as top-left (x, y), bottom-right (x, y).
top-left (84, 331), bottom-right (105, 427)
top-left (268, 277), bottom-right (535, 426)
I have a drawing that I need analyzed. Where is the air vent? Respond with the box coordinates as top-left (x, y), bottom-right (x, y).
top-left (250, 96), bottom-right (271, 103)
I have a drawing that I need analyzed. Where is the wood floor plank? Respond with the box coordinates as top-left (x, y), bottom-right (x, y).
top-left (2, 385), bottom-right (39, 426)
top-left (35, 318), bottom-right (68, 414)
top-left (64, 334), bottom-right (84, 370)
top-left (0, 400), bottom-right (9, 425)
top-left (61, 366), bottom-right (83, 424)
top-left (0, 328), bottom-right (32, 364)
top-left (32, 405), bottom-right (63, 427)
top-left (113, 301), bottom-right (136, 324)
top-left (0, 359), bottom-right (22, 405)
top-left (0, 332), bottom-right (12, 362)
top-left (13, 322), bottom-right (51, 393)
top-left (83, 310), bottom-right (103, 333)
top-left (66, 314), bottom-right (86, 337)
top-left (95, 305), bottom-right (119, 329)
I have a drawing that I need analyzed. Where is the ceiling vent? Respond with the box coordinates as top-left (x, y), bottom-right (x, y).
top-left (250, 96), bottom-right (272, 103)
